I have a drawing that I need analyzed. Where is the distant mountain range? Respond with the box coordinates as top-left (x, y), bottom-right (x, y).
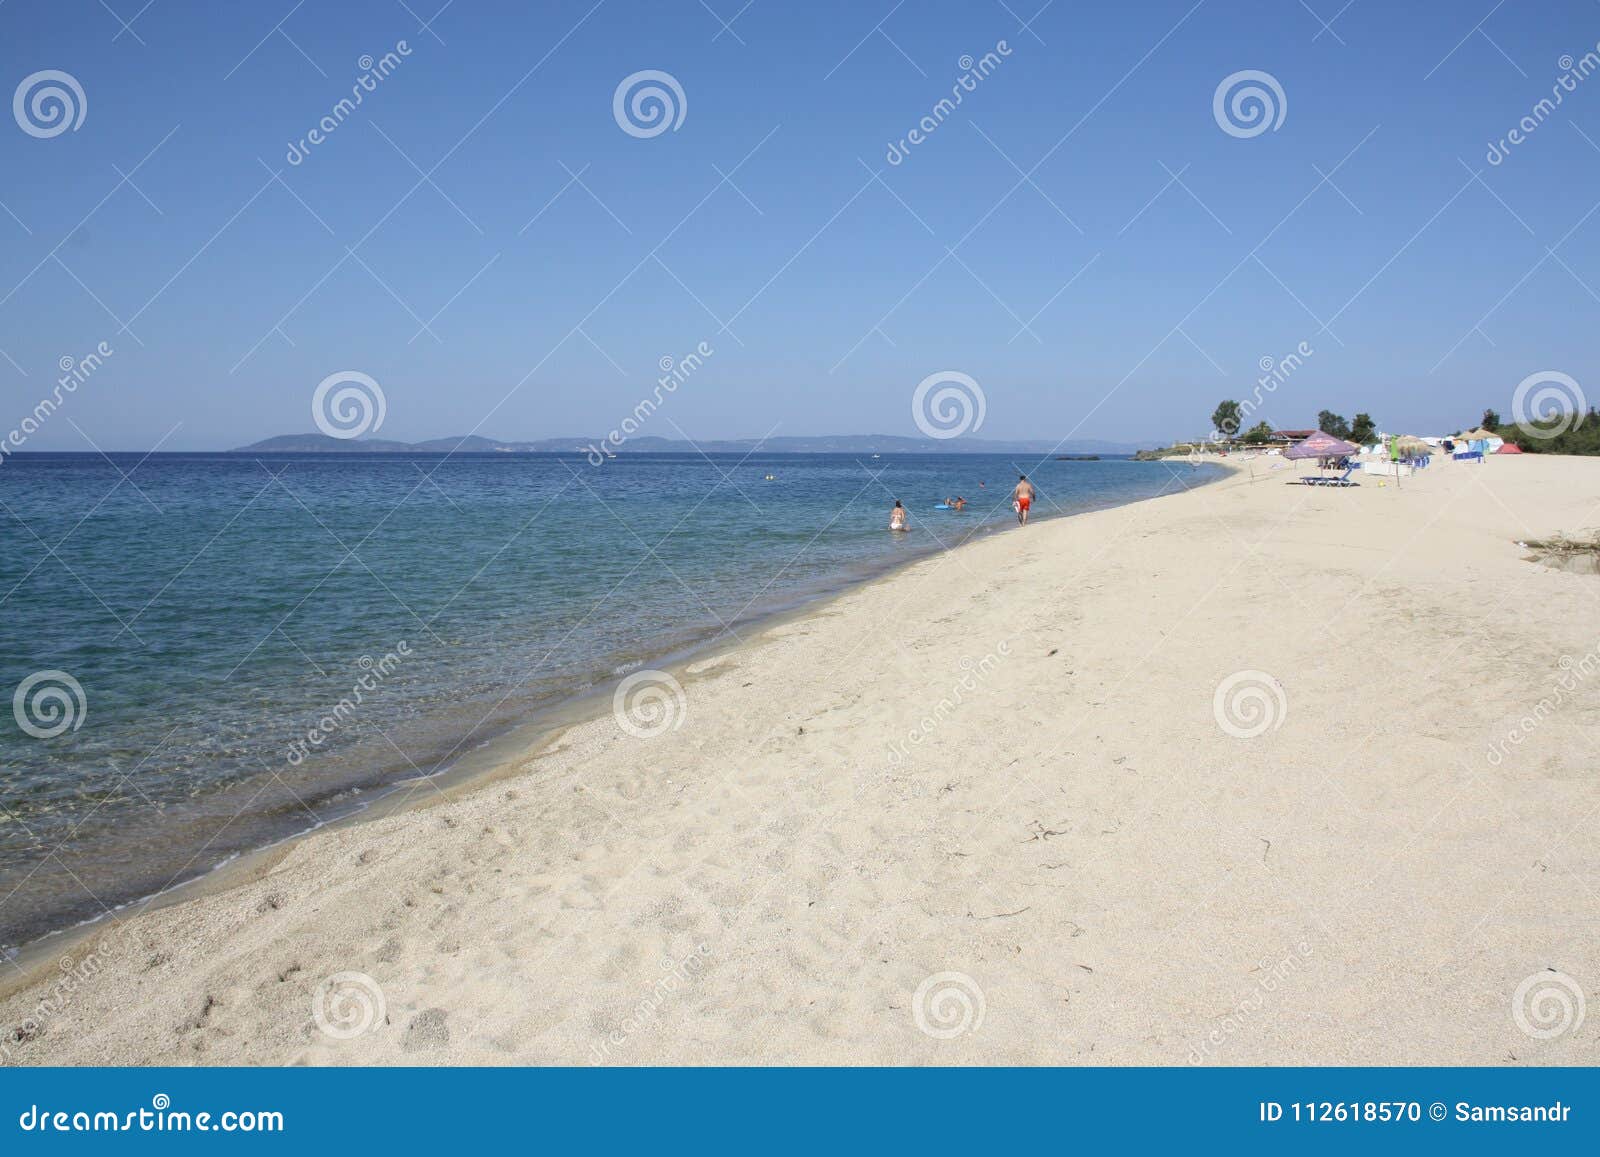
top-left (231, 432), bottom-right (1144, 455)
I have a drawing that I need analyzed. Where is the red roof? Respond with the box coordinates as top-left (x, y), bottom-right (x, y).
top-left (1274, 429), bottom-right (1316, 438)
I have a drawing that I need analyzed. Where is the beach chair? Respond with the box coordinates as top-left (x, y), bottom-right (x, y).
top-left (1295, 466), bottom-right (1357, 487)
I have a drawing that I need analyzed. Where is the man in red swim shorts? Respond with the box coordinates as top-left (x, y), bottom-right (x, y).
top-left (1011, 474), bottom-right (1035, 525)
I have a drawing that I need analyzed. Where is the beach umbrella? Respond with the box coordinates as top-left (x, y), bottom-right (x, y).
top-left (1283, 430), bottom-right (1359, 459)
top-left (1494, 441), bottom-right (1524, 454)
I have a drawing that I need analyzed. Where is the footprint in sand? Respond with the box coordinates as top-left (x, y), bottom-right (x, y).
top-left (401, 1008), bottom-right (450, 1052)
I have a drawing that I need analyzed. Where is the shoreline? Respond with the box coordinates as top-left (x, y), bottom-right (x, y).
top-left (5, 453), bottom-right (1594, 1065)
top-left (0, 462), bottom-right (1230, 980)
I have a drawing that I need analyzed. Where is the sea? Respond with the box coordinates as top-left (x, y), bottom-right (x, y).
top-left (0, 451), bottom-right (1225, 952)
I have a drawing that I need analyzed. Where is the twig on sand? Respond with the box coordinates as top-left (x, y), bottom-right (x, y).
top-left (968, 906), bottom-right (1031, 920)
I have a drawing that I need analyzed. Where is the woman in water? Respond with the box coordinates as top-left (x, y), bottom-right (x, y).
top-left (889, 500), bottom-right (908, 531)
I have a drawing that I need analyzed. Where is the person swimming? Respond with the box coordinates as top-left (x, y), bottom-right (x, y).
top-left (889, 500), bottom-right (908, 531)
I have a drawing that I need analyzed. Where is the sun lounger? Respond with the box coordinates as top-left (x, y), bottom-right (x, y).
top-left (1293, 466), bottom-right (1358, 487)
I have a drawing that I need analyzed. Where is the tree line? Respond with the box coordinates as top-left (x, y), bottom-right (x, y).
top-left (1208, 398), bottom-right (1596, 455)
top-left (1478, 408), bottom-right (1599, 455)
top-left (1209, 401), bottom-right (1375, 445)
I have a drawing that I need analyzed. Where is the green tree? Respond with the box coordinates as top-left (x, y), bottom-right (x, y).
top-left (1482, 408), bottom-right (1501, 430)
top-left (1212, 400), bottom-right (1242, 438)
top-left (1317, 410), bottom-right (1351, 439)
top-left (1500, 408), bottom-right (1598, 454)
top-left (1241, 420), bottom-right (1274, 444)
top-left (1348, 413), bottom-right (1376, 444)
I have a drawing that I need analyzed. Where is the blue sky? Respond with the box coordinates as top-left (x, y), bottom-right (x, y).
top-left (1, 0), bottom-right (1598, 448)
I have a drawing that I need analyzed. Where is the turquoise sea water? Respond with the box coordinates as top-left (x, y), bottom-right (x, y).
top-left (0, 452), bottom-right (1224, 950)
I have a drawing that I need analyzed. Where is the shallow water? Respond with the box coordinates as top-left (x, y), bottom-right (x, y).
top-left (0, 451), bottom-right (1224, 949)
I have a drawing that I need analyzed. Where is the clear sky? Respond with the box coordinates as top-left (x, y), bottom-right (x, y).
top-left (1, 0), bottom-right (1597, 449)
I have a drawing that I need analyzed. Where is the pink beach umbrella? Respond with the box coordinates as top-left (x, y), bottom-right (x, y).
top-left (1283, 430), bottom-right (1359, 460)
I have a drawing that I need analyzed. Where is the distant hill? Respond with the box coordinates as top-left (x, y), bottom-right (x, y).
top-left (231, 432), bottom-right (1144, 455)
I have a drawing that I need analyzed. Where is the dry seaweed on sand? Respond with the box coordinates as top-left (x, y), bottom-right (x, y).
top-left (1518, 532), bottom-right (1600, 574)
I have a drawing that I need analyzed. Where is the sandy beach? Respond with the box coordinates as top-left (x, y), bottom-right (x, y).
top-left (4, 453), bottom-right (1596, 1066)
